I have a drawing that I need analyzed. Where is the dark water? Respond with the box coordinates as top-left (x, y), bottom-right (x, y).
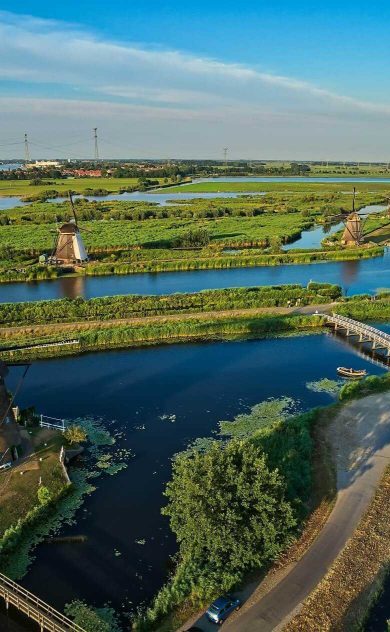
top-left (7, 331), bottom-right (388, 616)
top-left (1, 250), bottom-right (390, 303)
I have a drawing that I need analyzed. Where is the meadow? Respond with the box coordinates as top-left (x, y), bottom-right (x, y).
top-left (163, 181), bottom-right (390, 193)
top-left (0, 177), bottom-right (161, 198)
top-left (0, 213), bottom-right (313, 251)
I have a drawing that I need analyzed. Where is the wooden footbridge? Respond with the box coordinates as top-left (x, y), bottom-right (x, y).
top-left (0, 571), bottom-right (85, 631)
top-left (319, 313), bottom-right (390, 356)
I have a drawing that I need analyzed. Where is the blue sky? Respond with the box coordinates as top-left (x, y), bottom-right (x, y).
top-left (1, 1), bottom-right (390, 159)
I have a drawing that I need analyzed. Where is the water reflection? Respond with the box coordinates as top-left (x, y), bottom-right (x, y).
top-left (340, 259), bottom-right (360, 294)
top-left (58, 276), bottom-right (86, 299)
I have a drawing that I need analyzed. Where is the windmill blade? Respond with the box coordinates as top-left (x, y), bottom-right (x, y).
top-left (68, 192), bottom-right (79, 226)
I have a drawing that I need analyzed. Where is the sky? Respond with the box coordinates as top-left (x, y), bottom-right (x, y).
top-left (1, 1), bottom-right (390, 160)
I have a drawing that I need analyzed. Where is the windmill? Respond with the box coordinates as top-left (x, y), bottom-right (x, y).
top-left (49, 193), bottom-right (89, 265)
top-left (331, 188), bottom-right (390, 246)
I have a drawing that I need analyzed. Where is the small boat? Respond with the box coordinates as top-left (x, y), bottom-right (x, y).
top-left (337, 367), bottom-right (367, 378)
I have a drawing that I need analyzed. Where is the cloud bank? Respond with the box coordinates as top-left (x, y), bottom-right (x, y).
top-left (0, 10), bottom-right (389, 159)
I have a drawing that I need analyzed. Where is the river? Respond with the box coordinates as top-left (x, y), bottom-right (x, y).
top-left (7, 329), bottom-right (389, 621)
top-left (1, 249), bottom-right (390, 304)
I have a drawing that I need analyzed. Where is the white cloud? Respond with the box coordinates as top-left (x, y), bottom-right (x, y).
top-left (0, 10), bottom-right (390, 158)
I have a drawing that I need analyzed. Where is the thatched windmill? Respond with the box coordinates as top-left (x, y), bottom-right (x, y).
top-left (341, 188), bottom-right (363, 245)
top-left (338, 188), bottom-right (390, 246)
top-left (49, 193), bottom-right (88, 265)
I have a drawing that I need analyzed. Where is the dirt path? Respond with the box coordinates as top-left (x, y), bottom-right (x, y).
top-left (0, 303), bottom-right (335, 337)
top-left (180, 391), bottom-right (390, 632)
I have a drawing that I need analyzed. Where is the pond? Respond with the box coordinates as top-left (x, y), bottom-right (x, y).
top-left (1, 249), bottom-right (390, 303)
top-left (7, 329), bottom-right (388, 619)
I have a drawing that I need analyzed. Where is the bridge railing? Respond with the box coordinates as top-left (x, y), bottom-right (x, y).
top-left (0, 571), bottom-right (85, 632)
top-left (328, 313), bottom-right (390, 340)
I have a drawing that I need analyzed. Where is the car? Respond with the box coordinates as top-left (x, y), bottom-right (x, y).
top-left (206, 595), bottom-right (241, 625)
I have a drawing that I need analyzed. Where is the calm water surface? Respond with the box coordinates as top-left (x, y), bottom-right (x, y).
top-left (7, 331), bottom-right (389, 616)
top-left (1, 250), bottom-right (390, 303)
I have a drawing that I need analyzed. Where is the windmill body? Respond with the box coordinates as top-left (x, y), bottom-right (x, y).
top-left (52, 221), bottom-right (88, 264)
top-left (341, 212), bottom-right (364, 245)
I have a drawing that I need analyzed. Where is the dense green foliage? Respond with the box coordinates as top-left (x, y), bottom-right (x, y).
top-left (135, 401), bottom-right (317, 629)
top-left (0, 283), bottom-right (341, 326)
top-left (335, 296), bottom-right (390, 321)
top-left (164, 440), bottom-right (295, 583)
top-left (339, 372), bottom-right (390, 401)
top-left (64, 600), bottom-right (121, 632)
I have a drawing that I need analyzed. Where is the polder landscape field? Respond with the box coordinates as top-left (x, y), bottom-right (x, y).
top-left (1, 174), bottom-right (390, 632)
top-left (1, 179), bottom-right (390, 284)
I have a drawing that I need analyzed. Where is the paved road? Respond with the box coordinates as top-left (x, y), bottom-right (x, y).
top-left (181, 392), bottom-right (390, 632)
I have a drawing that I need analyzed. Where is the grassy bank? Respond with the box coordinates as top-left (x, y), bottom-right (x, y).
top-left (0, 313), bottom-right (321, 362)
top-left (0, 283), bottom-right (341, 326)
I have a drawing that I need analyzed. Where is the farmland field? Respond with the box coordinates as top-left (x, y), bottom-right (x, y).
top-left (0, 177), bottom-right (163, 197)
top-left (162, 181), bottom-right (390, 193)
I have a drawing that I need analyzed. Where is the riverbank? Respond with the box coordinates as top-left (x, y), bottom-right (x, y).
top-left (2, 286), bottom-right (390, 363)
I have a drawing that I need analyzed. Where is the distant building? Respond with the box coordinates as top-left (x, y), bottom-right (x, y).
top-left (25, 160), bottom-right (61, 169)
top-left (63, 169), bottom-right (102, 177)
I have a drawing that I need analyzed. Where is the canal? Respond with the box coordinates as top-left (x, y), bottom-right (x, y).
top-left (7, 329), bottom-right (389, 620)
top-left (1, 249), bottom-right (390, 303)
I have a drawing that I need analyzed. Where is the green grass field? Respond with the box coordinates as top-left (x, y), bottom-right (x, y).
top-left (0, 213), bottom-right (311, 251)
top-left (162, 181), bottom-right (390, 193)
top-left (0, 177), bottom-right (159, 197)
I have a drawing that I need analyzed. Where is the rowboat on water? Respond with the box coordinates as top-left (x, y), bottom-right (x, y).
top-left (337, 367), bottom-right (367, 378)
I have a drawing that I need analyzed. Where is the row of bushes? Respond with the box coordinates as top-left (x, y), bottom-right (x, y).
top-left (0, 284), bottom-right (342, 326)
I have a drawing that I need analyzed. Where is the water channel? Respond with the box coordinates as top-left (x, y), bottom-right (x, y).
top-left (1, 249), bottom-right (390, 304)
top-left (7, 329), bottom-right (389, 622)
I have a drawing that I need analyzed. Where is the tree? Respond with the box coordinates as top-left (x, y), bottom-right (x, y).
top-left (37, 485), bottom-right (51, 505)
top-left (162, 439), bottom-right (295, 592)
top-left (64, 425), bottom-right (87, 446)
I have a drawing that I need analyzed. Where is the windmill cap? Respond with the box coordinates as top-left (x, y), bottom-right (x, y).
top-left (59, 222), bottom-right (78, 234)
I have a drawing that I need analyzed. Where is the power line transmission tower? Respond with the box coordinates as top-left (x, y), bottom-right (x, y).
top-left (24, 133), bottom-right (30, 162)
top-left (223, 147), bottom-right (228, 168)
top-left (93, 128), bottom-right (99, 160)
